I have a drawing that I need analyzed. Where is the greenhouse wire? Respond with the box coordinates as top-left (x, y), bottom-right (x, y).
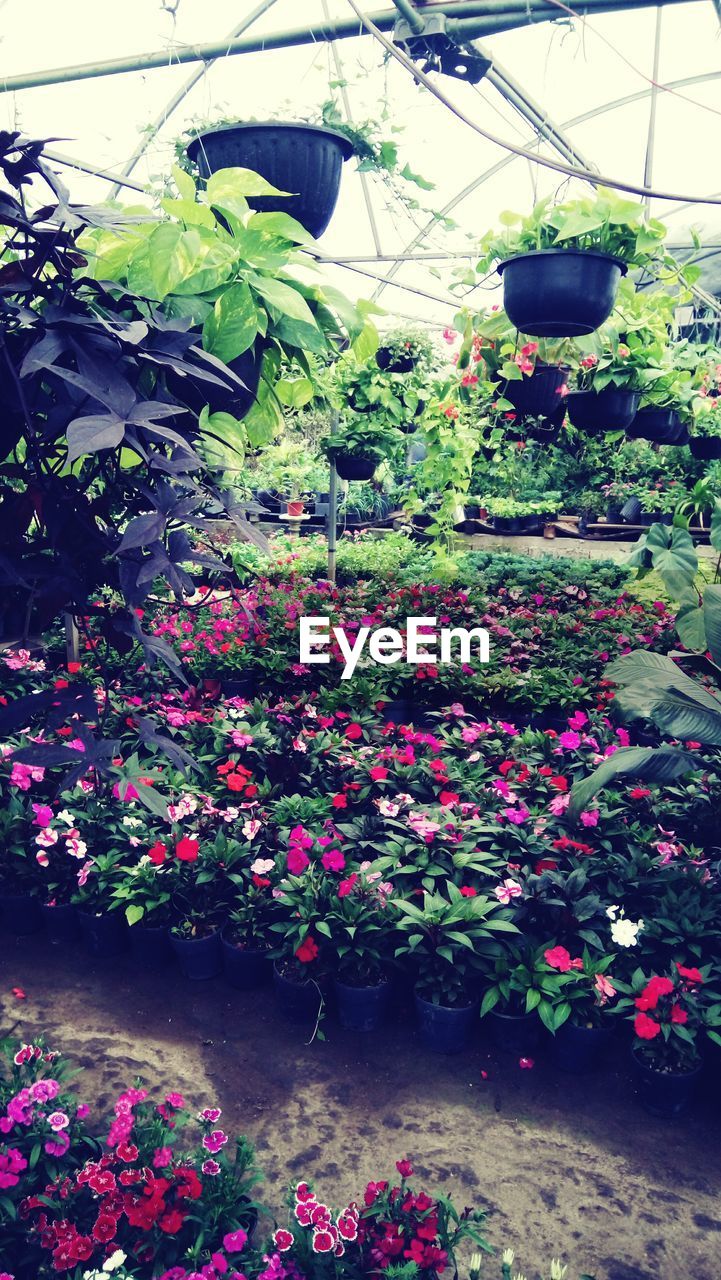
top-left (322, 0), bottom-right (384, 256)
top-left (642, 6), bottom-right (664, 211)
top-left (115, 0), bottom-right (282, 191)
top-left (539, 0), bottom-right (721, 120)
top-left (371, 70), bottom-right (721, 304)
top-left (343, 0), bottom-right (721, 205)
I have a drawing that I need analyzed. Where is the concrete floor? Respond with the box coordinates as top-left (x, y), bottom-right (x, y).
top-left (2, 935), bottom-right (720, 1280)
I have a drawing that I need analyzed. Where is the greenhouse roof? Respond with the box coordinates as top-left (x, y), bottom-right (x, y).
top-left (2, 0), bottom-right (720, 326)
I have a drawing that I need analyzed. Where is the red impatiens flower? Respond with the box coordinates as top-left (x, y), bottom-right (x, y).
top-left (670, 1003), bottom-right (688, 1024)
top-left (676, 963), bottom-right (704, 985)
top-left (438, 790), bottom-right (460, 806)
top-left (175, 837), bottom-right (199, 863)
top-left (345, 723), bottom-right (363, 741)
top-left (634, 1011), bottom-right (661, 1039)
top-left (635, 975), bottom-right (674, 1011)
top-left (331, 794), bottom-right (347, 810)
top-left (549, 775), bottom-right (568, 792)
top-left (148, 841), bottom-right (167, 866)
top-left (295, 936), bottom-right (319, 964)
top-left (543, 945), bottom-right (573, 972)
top-left (459, 886), bottom-right (477, 897)
top-left (369, 766), bottom-right (389, 781)
top-left (629, 787), bottom-right (652, 800)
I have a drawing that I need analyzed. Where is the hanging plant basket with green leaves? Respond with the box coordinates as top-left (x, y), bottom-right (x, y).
top-left (476, 189), bottom-right (686, 337)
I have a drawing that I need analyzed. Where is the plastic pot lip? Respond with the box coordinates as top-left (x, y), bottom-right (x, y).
top-left (631, 1045), bottom-right (702, 1080)
top-left (568, 387), bottom-right (638, 401)
top-left (414, 987), bottom-right (476, 1012)
top-left (187, 120), bottom-right (355, 161)
top-left (497, 248), bottom-right (628, 276)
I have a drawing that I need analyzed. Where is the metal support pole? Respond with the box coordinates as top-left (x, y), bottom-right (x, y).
top-left (327, 414), bottom-right (339, 585)
top-left (390, 0), bottom-right (426, 33)
top-left (0, 0), bottom-right (690, 95)
top-left (64, 613), bottom-right (80, 666)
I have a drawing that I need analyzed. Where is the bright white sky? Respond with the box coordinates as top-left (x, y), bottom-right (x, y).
top-left (1, 0), bottom-right (719, 326)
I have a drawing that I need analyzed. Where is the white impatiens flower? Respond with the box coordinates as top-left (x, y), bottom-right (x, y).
top-left (610, 916), bottom-right (644, 947)
top-left (606, 904), bottom-right (619, 920)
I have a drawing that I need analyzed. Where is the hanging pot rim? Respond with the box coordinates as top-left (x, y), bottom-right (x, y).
top-left (187, 120), bottom-right (355, 162)
top-left (498, 247), bottom-right (628, 277)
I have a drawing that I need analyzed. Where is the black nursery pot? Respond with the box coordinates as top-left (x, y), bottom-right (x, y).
top-left (414, 992), bottom-right (478, 1054)
top-left (550, 1021), bottom-right (612, 1074)
top-left (334, 452), bottom-right (378, 481)
top-left (493, 516), bottom-right (525, 535)
top-left (632, 1049), bottom-right (702, 1118)
top-left (170, 930), bottom-right (223, 980)
top-left (223, 674), bottom-right (258, 699)
top-left (77, 910), bottom-right (127, 959)
top-left (129, 923), bottom-right (173, 966)
top-left (498, 249), bottom-right (627, 337)
top-left (619, 494), bottom-right (642, 523)
top-left (0, 891), bottom-right (42, 936)
top-left (626, 408), bottom-right (689, 445)
top-left (273, 962), bottom-right (323, 1023)
top-left (487, 1008), bottom-right (541, 1055)
top-left (690, 436), bottom-right (721, 460)
top-left (567, 388), bottom-right (640, 433)
top-left (186, 122), bottom-right (354, 239)
top-left (380, 697), bottom-right (413, 725)
top-left (41, 902), bottom-right (79, 946)
top-left (504, 363), bottom-right (570, 421)
top-left (222, 933), bottom-right (271, 990)
top-left (335, 978), bottom-right (391, 1032)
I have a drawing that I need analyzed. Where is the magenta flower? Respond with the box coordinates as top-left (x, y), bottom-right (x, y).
top-left (203, 1129), bottom-right (228, 1154)
top-left (223, 1228), bottom-right (248, 1252)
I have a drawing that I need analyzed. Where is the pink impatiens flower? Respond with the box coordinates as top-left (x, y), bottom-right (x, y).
top-left (494, 879), bottom-right (522, 905)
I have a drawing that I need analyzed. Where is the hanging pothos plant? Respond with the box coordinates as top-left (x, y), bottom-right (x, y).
top-left (80, 163), bottom-right (380, 448)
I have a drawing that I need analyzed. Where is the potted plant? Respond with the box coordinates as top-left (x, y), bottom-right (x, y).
top-left (375, 326), bottom-right (435, 374)
top-left (637, 484), bottom-right (684, 526)
top-left (166, 831), bottom-right (236, 980)
top-left (627, 348), bottom-right (697, 445)
top-left (541, 946), bottom-right (618, 1073)
top-left (111, 854), bottom-right (174, 966)
top-left (395, 882), bottom-right (517, 1054)
top-left (268, 847), bottom-right (328, 1023)
top-left (567, 281), bottom-right (673, 432)
top-left (321, 420), bottom-right (400, 482)
top-left (73, 852), bottom-right (127, 959)
top-left (31, 798), bottom-right (88, 945)
top-left (334, 345), bottom-right (433, 433)
top-left (184, 118), bottom-right (354, 239)
top-left (617, 964), bottom-right (717, 1117)
top-left (0, 788), bottom-right (43, 935)
top-left (222, 861), bottom-right (279, 990)
top-left (476, 188), bottom-right (674, 336)
top-left (324, 867), bottom-right (395, 1032)
top-left (689, 403), bottom-right (721, 460)
top-left (480, 941), bottom-right (555, 1055)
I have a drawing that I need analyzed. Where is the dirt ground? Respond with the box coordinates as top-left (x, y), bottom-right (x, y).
top-left (1, 935), bottom-right (720, 1280)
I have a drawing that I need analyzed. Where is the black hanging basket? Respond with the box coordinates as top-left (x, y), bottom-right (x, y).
top-left (376, 347), bottom-right (416, 373)
top-left (504, 363), bottom-right (569, 421)
top-left (689, 436), bottom-right (721, 460)
top-left (626, 408), bottom-right (689, 446)
top-left (567, 387), bottom-right (640, 433)
top-left (498, 249), bottom-right (627, 337)
top-left (334, 452), bottom-right (379, 481)
top-left (186, 122), bottom-right (354, 239)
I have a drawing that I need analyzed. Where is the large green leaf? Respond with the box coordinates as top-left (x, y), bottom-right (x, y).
top-left (703, 585), bottom-right (721, 667)
top-left (568, 745), bottom-right (700, 822)
top-left (249, 274), bottom-right (318, 327)
top-left (246, 210), bottom-right (316, 245)
top-left (206, 167), bottom-right (291, 202)
top-left (710, 500), bottom-right (721, 553)
top-left (675, 602), bottom-right (707, 654)
top-left (641, 523), bottom-right (698, 599)
top-left (126, 225), bottom-right (201, 301)
top-left (650, 693), bottom-right (721, 745)
top-left (202, 282), bottom-right (259, 362)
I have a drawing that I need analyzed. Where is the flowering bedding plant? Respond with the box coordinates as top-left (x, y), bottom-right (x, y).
top-left (617, 963), bottom-right (721, 1073)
